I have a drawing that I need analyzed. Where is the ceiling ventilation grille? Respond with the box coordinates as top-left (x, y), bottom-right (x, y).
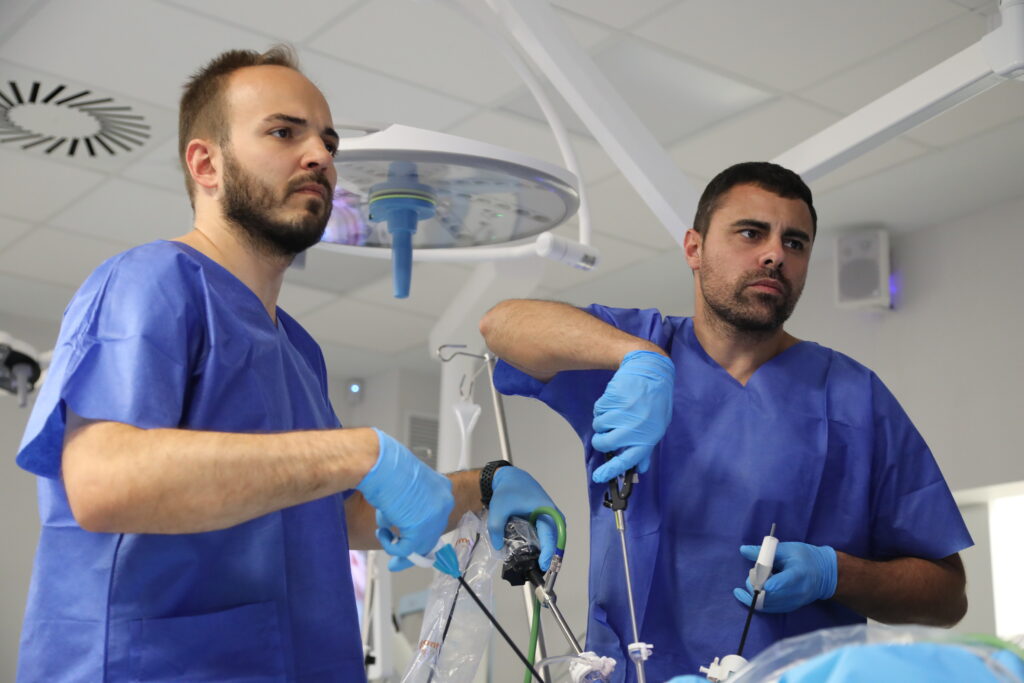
top-left (0, 80), bottom-right (149, 157)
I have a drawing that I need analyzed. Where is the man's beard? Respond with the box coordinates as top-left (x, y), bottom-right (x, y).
top-left (221, 150), bottom-right (333, 257)
top-left (700, 261), bottom-right (801, 333)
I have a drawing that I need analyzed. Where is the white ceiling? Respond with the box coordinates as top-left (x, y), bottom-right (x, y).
top-left (1, 0), bottom-right (1022, 381)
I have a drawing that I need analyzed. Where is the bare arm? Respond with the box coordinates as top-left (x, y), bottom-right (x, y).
top-left (62, 412), bottom-right (379, 534)
top-left (833, 551), bottom-right (967, 626)
top-left (347, 469), bottom-right (485, 550)
top-left (479, 299), bottom-right (666, 381)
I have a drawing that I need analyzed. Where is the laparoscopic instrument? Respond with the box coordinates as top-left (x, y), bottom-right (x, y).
top-left (700, 523), bottom-right (779, 683)
top-left (604, 455), bottom-right (653, 683)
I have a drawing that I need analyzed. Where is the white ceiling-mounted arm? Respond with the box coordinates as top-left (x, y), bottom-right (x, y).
top-left (485, 0), bottom-right (700, 245)
top-left (775, 0), bottom-right (1024, 182)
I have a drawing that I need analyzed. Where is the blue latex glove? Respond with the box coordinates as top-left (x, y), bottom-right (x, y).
top-left (486, 466), bottom-right (562, 571)
top-left (591, 349), bottom-right (675, 482)
top-left (665, 677), bottom-right (705, 683)
top-left (733, 542), bottom-right (838, 613)
top-left (357, 428), bottom-right (454, 572)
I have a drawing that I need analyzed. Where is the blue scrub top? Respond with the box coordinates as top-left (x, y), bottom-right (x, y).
top-left (495, 305), bottom-right (972, 683)
top-left (17, 241), bottom-right (365, 682)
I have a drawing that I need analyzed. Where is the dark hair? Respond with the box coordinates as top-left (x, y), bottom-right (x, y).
top-left (178, 45), bottom-right (300, 206)
top-left (692, 161), bottom-right (816, 237)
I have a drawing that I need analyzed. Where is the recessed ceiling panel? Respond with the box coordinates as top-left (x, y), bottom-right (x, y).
top-left (904, 80), bottom-right (1024, 148)
top-left (811, 137), bottom-right (928, 194)
top-left (0, 272), bottom-right (77, 322)
top-left (277, 281), bottom-right (339, 317)
top-left (0, 216), bottom-right (31, 251)
top-left (634, 0), bottom-right (964, 92)
top-left (0, 227), bottom-right (124, 288)
top-left (503, 38), bottom-right (770, 146)
top-left (120, 134), bottom-right (185, 193)
top-left (162, 0), bottom-right (362, 42)
top-left (299, 50), bottom-right (476, 133)
top-left (552, 0), bottom-right (676, 29)
top-left (299, 296), bottom-right (436, 353)
top-left (309, 2), bottom-right (520, 105)
top-left (0, 147), bottom-right (105, 222)
top-left (669, 97), bottom-right (838, 179)
top-left (558, 248), bottom-right (693, 316)
top-left (285, 244), bottom-right (392, 294)
top-left (800, 13), bottom-right (986, 114)
top-left (540, 228), bottom-right (657, 291)
top-left (49, 178), bottom-right (192, 246)
top-left (584, 172), bottom-right (685, 250)
top-left (346, 262), bottom-right (471, 317)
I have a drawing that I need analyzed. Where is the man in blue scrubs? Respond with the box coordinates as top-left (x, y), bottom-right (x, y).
top-left (16, 47), bottom-right (559, 682)
top-left (480, 162), bottom-right (972, 681)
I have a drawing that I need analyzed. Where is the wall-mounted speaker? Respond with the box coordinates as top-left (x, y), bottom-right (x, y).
top-left (835, 227), bottom-right (891, 309)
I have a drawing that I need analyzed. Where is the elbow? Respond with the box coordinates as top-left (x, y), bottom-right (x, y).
top-left (64, 473), bottom-right (122, 533)
top-left (479, 299), bottom-right (515, 346)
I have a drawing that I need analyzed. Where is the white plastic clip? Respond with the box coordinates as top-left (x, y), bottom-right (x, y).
top-left (699, 654), bottom-right (748, 682)
top-left (627, 641), bottom-right (653, 663)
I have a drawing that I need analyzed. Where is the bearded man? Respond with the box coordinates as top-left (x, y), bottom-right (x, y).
top-left (479, 162), bottom-right (972, 682)
top-left (15, 46), bottom-right (560, 682)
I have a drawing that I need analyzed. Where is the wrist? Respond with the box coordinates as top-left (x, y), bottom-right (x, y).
top-left (479, 460), bottom-right (512, 508)
top-left (817, 545), bottom-right (838, 600)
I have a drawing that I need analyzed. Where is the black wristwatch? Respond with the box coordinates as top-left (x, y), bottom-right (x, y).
top-left (479, 460), bottom-right (512, 508)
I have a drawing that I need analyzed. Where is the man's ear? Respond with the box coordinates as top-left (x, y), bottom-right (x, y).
top-left (185, 138), bottom-right (221, 193)
top-left (683, 228), bottom-right (702, 271)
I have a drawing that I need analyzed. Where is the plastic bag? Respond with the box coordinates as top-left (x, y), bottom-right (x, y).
top-left (401, 511), bottom-right (499, 683)
top-left (729, 623), bottom-right (1024, 682)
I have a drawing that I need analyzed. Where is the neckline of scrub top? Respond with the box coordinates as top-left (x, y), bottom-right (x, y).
top-left (682, 317), bottom-right (810, 390)
top-left (162, 239), bottom-right (283, 330)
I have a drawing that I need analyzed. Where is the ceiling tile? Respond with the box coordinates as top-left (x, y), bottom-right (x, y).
top-left (393, 344), bottom-right (442, 377)
top-left (811, 137), bottom-right (929, 194)
top-left (502, 37), bottom-right (770, 146)
top-left (347, 262), bottom-right (472, 317)
top-left (0, 272), bottom-right (76, 323)
top-left (634, 0), bottom-right (964, 92)
top-left (298, 50), bottom-right (476, 132)
top-left (0, 0), bottom-right (45, 44)
top-left (0, 147), bottom-right (106, 222)
top-left (541, 229), bottom-right (658, 291)
top-left (0, 227), bottom-right (124, 288)
top-left (0, 216), bottom-right (32, 250)
top-left (49, 178), bottom-right (193, 245)
top-left (904, 80), bottom-right (1024, 148)
top-left (557, 248), bottom-right (693, 316)
top-left (0, 0), bottom-right (271, 109)
top-left (120, 134), bottom-right (185, 193)
top-left (278, 281), bottom-right (339, 317)
top-left (319, 340), bottom-right (399, 381)
top-left (799, 13), bottom-right (986, 114)
top-left (161, 0), bottom-right (363, 43)
top-left (297, 296), bottom-right (436, 353)
top-left (552, 0), bottom-right (676, 29)
top-left (309, 2), bottom-right (520, 105)
top-left (285, 244), bottom-right (392, 294)
top-left (669, 97), bottom-right (838, 179)
top-left (583, 172), bottom-right (685, 250)
top-left (446, 110), bottom-right (614, 183)
top-left (815, 118), bottom-right (1024, 234)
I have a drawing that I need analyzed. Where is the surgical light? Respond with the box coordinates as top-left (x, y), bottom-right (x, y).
top-left (323, 124), bottom-right (585, 298)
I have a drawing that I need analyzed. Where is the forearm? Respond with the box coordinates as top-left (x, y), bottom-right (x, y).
top-left (479, 299), bottom-right (665, 381)
top-left (63, 417), bottom-right (379, 534)
top-left (832, 551), bottom-right (967, 626)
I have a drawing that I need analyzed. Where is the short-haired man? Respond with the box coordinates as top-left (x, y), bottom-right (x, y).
top-left (480, 162), bottom-right (971, 681)
top-left (16, 46), bottom-right (559, 681)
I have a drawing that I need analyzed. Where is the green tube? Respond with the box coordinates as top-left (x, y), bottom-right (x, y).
top-left (530, 506), bottom-right (567, 550)
top-left (524, 595), bottom-right (541, 683)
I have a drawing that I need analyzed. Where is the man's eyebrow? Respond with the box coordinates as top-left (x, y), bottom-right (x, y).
top-left (732, 218), bottom-right (771, 231)
top-left (783, 227), bottom-right (813, 242)
top-left (264, 114), bottom-right (339, 143)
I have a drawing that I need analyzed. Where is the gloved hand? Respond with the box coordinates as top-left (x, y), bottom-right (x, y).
top-left (486, 466), bottom-right (562, 571)
top-left (357, 428), bottom-right (454, 572)
top-left (665, 677), bottom-right (705, 682)
top-left (733, 542), bottom-right (838, 613)
top-left (591, 349), bottom-right (675, 482)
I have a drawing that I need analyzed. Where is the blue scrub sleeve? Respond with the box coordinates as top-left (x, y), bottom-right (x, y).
top-left (492, 304), bottom-right (673, 439)
top-left (17, 247), bottom-right (201, 479)
top-left (867, 374), bottom-right (973, 559)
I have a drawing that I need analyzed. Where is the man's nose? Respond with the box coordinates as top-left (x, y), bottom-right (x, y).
top-left (760, 237), bottom-right (784, 270)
